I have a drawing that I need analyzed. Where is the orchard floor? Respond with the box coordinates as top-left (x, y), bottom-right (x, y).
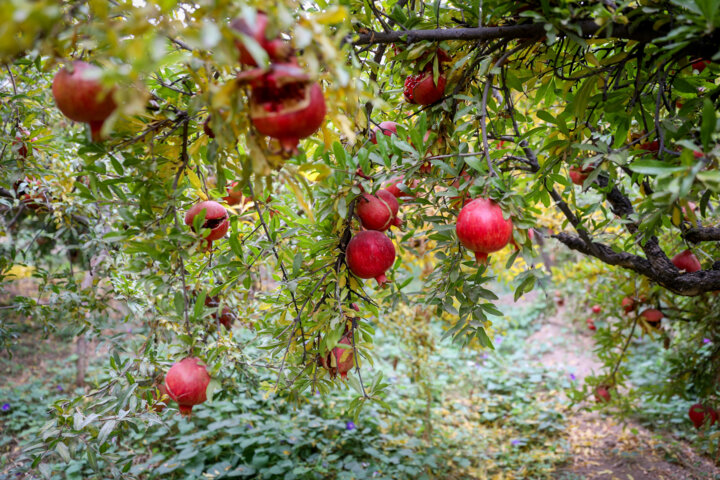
top-left (524, 296), bottom-right (720, 480)
top-left (2, 288), bottom-right (720, 479)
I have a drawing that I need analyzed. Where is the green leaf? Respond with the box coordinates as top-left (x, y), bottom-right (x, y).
top-left (701, 98), bottom-right (716, 152)
top-left (629, 160), bottom-right (684, 176)
top-left (55, 442), bottom-right (70, 463)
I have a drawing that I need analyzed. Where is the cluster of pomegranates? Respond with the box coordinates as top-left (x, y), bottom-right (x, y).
top-left (403, 49), bottom-right (450, 106)
top-left (52, 60), bottom-right (117, 142)
top-left (232, 11), bottom-right (326, 154)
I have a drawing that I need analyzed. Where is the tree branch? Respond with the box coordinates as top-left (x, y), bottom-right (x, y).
top-left (685, 226), bottom-right (720, 244)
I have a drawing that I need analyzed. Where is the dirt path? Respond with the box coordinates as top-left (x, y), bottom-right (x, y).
top-left (528, 301), bottom-right (720, 479)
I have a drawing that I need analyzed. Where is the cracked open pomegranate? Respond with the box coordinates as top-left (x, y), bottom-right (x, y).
top-left (231, 11), bottom-right (291, 66)
top-left (671, 249), bottom-right (701, 273)
top-left (321, 334), bottom-right (354, 380)
top-left (52, 61), bottom-right (116, 142)
top-left (404, 71), bottom-right (446, 105)
top-left (346, 230), bottom-right (396, 286)
top-left (356, 189), bottom-right (401, 231)
top-left (184, 200), bottom-right (230, 242)
top-left (164, 357), bottom-right (211, 416)
top-left (456, 198), bottom-right (513, 265)
top-left (237, 63), bottom-right (326, 153)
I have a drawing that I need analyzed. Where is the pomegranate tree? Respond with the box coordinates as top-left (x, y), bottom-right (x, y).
top-left (52, 61), bottom-right (117, 142)
top-left (237, 63), bottom-right (326, 153)
top-left (231, 11), bottom-right (291, 66)
top-left (164, 357), bottom-right (211, 416)
top-left (321, 334), bottom-right (354, 380)
top-left (355, 189), bottom-right (401, 231)
top-left (184, 200), bottom-right (230, 243)
top-left (456, 198), bottom-right (513, 265)
top-left (671, 249), bottom-right (701, 273)
top-left (346, 230), bottom-right (396, 286)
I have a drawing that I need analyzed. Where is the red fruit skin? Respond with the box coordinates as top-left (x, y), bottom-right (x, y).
top-left (456, 198), bottom-right (513, 265)
top-left (231, 12), bottom-right (291, 66)
top-left (592, 305), bottom-right (601, 314)
top-left (692, 59), bottom-right (710, 73)
top-left (184, 201), bottom-right (230, 242)
top-left (639, 140), bottom-right (659, 153)
top-left (52, 61), bottom-right (116, 141)
top-left (164, 358), bottom-right (211, 416)
top-left (688, 403), bottom-right (714, 429)
top-left (346, 230), bottom-right (396, 286)
top-left (204, 296), bottom-right (236, 329)
top-left (404, 72), bottom-right (446, 105)
top-left (587, 321), bottom-right (597, 331)
top-left (246, 65), bottom-right (326, 152)
top-left (621, 296), bottom-right (635, 314)
top-left (640, 308), bottom-right (663, 326)
top-left (569, 166), bottom-right (593, 186)
top-left (377, 189), bottom-right (400, 226)
top-left (356, 193), bottom-right (394, 231)
top-left (370, 121), bottom-right (399, 145)
top-left (595, 387), bottom-right (611, 403)
top-left (322, 335), bottom-right (354, 380)
top-left (671, 249), bottom-right (702, 273)
top-left (223, 182), bottom-right (244, 206)
top-left (384, 176), bottom-right (416, 198)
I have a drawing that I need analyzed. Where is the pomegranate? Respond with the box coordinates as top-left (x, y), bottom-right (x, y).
top-left (369, 121), bottom-right (399, 145)
top-left (640, 308), bottom-right (663, 327)
top-left (621, 296), bottom-right (635, 314)
top-left (164, 357), bottom-right (211, 416)
top-left (204, 296), bottom-right (236, 330)
top-left (586, 319), bottom-right (596, 331)
top-left (691, 59), bottom-right (710, 73)
top-left (688, 403), bottom-right (717, 429)
top-left (456, 198), bottom-right (513, 265)
top-left (223, 181), bottom-right (245, 206)
top-left (231, 11), bottom-right (291, 67)
top-left (345, 230), bottom-right (396, 286)
top-left (594, 386), bottom-right (611, 403)
top-left (591, 305), bottom-right (601, 314)
top-left (638, 140), bottom-right (659, 153)
top-left (321, 334), bottom-right (354, 380)
top-left (237, 63), bottom-right (326, 153)
top-left (671, 249), bottom-right (701, 273)
top-left (203, 116), bottom-right (215, 138)
top-left (52, 61), bottom-right (117, 141)
top-left (569, 165), bottom-right (594, 186)
top-left (355, 189), bottom-right (400, 231)
top-left (184, 200), bottom-right (230, 242)
top-left (404, 71), bottom-right (446, 105)
top-left (384, 176), bottom-right (417, 198)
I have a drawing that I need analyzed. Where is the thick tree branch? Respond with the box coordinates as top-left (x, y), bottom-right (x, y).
top-left (353, 20), bottom-right (666, 46)
top-left (685, 226), bottom-right (720, 243)
top-left (553, 232), bottom-right (720, 296)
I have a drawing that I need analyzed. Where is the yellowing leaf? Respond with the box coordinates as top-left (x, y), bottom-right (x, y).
top-left (286, 176), bottom-right (315, 222)
top-left (312, 6), bottom-right (348, 24)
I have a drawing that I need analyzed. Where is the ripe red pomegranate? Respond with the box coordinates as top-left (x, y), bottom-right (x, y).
top-left (591, 305), bottom-right (601, 314)
top-left (404, 71), bottom-right (446, 105)
top-left (691, 59), bottom-right (710, 73)
top-left (688, 403), bottom-right (717, 429)
top-left (671, 249), bottom-right (701, 273)
top-left (204, 296), bottom-right (236, 330)
top-left (322, 334), bottom-right (354, 380)
top-left (237, 63), bottom-right (326, 153)
top-left (640, 308), bottom-right (663, 327)
top-left (52, 61), bottom-right (117, 142)
top-left (184, 200), bottom-right (230, 242)
top-left (346, 230), bottom-right (396, 286)
top-left (356, 190), bottom-right (400, 231)
top-left (203, 116), bottom-right (215, 138)
top-left (456, 198), bottom-right (513, 265)
top-left (370, 121), bottom-right (399, 144)
top-left (594, 386), bottom-right (611, 403)
top-left (586, 319), bottom-right (596, 331)
top-left (638, 140), bottom-right (659, 153)
top-left (384, 176), bottom-right (417, 198)
top-left (164, 357), bottom-right (211, 416)
top-left (569, 165), bottom-right (594, 186)
top-left (231, 11), bottom-right (291, 67)
top-left (621, 296), bottom-right (635, 314)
